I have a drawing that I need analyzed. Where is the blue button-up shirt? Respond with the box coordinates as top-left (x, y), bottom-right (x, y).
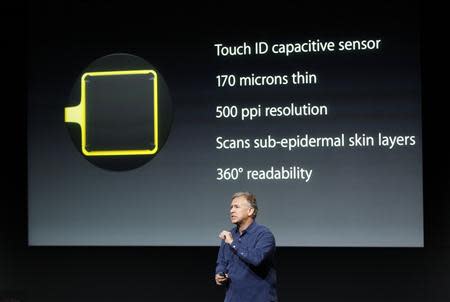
top-left (215, 221), bottom-right (278, 302)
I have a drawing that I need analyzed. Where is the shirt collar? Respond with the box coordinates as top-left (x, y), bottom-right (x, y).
top-left (232, 220), bottom-right (257, 235)
top-left (245, 220), bottom-right (257, 234)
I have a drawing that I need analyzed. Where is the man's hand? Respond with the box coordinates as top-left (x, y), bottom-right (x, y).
top-left (219, 230), bottom-right (233, 245)
top-left (215, 273), bottom-right (229, 286)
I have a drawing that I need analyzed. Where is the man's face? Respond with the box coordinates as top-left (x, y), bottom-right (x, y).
top-left (230, 196), bottom-right (254, 225)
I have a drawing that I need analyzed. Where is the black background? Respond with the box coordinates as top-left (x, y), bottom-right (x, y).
top-left (2, 1), bottom-right (449, 301)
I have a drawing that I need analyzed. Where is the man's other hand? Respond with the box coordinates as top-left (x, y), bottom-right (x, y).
top-left (215, 273), bottom-right (229, 285)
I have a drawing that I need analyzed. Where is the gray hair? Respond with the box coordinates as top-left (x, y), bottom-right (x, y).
top-left (231, 192), bottom-right (258, 218)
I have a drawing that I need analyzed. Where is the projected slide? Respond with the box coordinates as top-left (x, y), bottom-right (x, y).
top-left (28, 1), bottom-right (422, 246)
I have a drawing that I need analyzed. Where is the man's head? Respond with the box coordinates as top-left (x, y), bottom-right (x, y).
top-left (230, 192), bottom-right (258, 225)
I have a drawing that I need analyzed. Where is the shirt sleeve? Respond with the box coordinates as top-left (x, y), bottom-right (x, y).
top-left (230, 230), bottom-right (275, 267)
top-left (215, 240), bottom-right (228, 275)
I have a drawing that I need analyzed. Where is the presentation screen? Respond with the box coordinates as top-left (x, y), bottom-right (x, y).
top-left (28, 1), bottom-right (422, 246)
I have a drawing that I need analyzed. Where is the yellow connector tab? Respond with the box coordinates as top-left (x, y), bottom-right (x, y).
top-left (64, 70), bottom-right (158, 156)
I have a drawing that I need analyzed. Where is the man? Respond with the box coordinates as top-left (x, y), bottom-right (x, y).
top-left (215, 192), bottom-right (278, 302)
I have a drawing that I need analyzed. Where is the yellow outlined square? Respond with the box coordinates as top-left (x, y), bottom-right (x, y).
top-left (64, 70), bottom-right (158, 156)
